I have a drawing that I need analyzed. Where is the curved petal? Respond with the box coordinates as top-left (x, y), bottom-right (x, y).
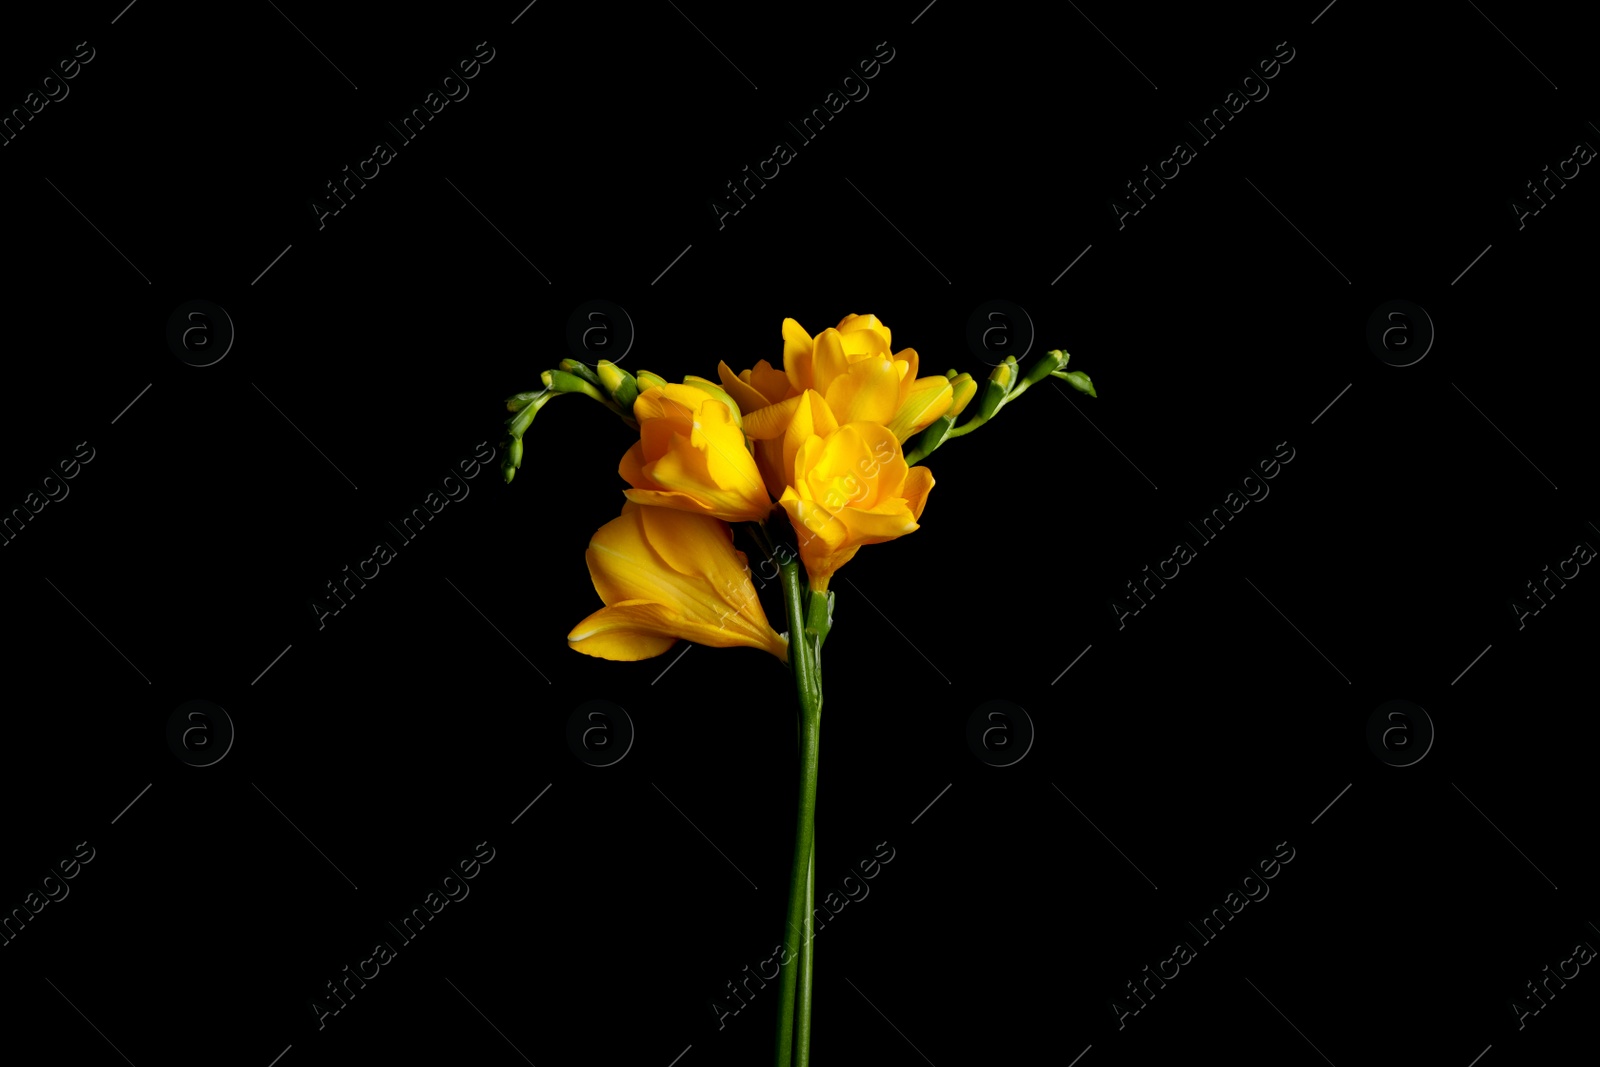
top-left (783, 391), bottom-right (838, 491)
top-left (569, 599), bottom-right (786, 661)
top-left (633, 400), bottom-right (770, 521)
top-left (783, 318), bottom-right (814, 393)
top-left (742, 394), bottom-right (804, 441)
top-left (824, 358), bottom-right (901, 425)
top-left (901, 464), bottom-right (935, 521)
top-left (576, 506), bottom-right (788, 662)
top-left (717, 360), bottom-right (771, 414)
top-left (835, 500), bottom-right (920, 544)
top-left (836, 313), bottom-right (892, 353)
top-left (810, 328), bottom-right (851, 397)
top-left (884, 376), bottom-right (954, 442)
top-left (618, 441), bottom-right (649, 489)
top-left (568, 600), bottom-right (680, 660)
top-left (637, 503), bottom-right (740, 579)
top-left (749, 359), bottom-right (795, 404)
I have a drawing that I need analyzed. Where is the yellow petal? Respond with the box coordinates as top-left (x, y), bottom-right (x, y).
top-left (742, 394), bottom-right (804, 441)
top-left (802, 423), bottom-right (903, 510)
top-left (575, 507), bottom-right (788, 661)
top-left (634, 382), bottom-right (708, 424)
top-left (823, 358), bottom-right (901, 425)
top-left (640, 424), bottom-right (769, 520)
top-left (750, 359), bottom-right (794, 404)
top-left (782, 391), bottom-right (839, 491)
top-left (779, 489), bottom-right (858, 593)
top-left (894, 346), bottom-right (920, 402)
top-left (836, 313), bottom-right (892, 353)
top-left (629, 391), bottom-right (771, 522)
top-left (637, 502), bottom-right (738, 579)
top-left (783, 318), bottom-right (814, 393)
top-left (584, 504), bottom-right (696, 605)
top-left (902, 465), bottom-right (935, 521)
top-left (618, 441), bottom-right (649, 489)
top-left (779, 489), bottom-right (850, 553)
top-left (717, 360), bottom-right (772, 414)
top-left (754, 437), bottom-right (789, 502)
top-left (884, 376), bottom-right (954, 442)
top-left (568, 601), bottom-right (680, 660)
top-left (569, 599), bottom-right (786, 661)
top-left (810, 328), bottom-right (850, 396)
top-left (835, 499), bottom-right (920, 544)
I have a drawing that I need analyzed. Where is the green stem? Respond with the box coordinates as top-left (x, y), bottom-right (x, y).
top-left (796, 840), bottom-right (816, 1067)
top-left (775, 560), bottom-right (825, 1067)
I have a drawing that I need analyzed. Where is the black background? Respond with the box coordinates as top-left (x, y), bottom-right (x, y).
top-left (1, 2), bottom-right (1595, 1065)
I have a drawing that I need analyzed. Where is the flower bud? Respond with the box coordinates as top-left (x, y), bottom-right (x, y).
top-left (947, 373), bottom-right (977, 418)
top-left (911, 414), bottom-right (955, 459)
top-left (500, 435), bottom-right (524, 484)
top-left (635, 369), bottom-right (668, 390)
top-left (596, 360), bottom-right (639, 410)
top-left (542, 368), bottom-right (608, 405)
top-left (1056, 370), bottom-right (1097, 397)
top-left (505, 390), bottom-right (544, 413)
top-left (558, 359), bottom-right (602, 386)
top-left (681, 375), bottom-right (744, 425)
top-left (1022, 349), bottom-right (1069, 387)
top-left (974, 361), bottom-right (1014, 422)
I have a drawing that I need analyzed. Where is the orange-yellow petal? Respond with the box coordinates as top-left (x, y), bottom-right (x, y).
top-left (568, 601), bottom-right (680, 660)
top-left (573, 505), bottom-right (788, 662)
top-left (810, 328), bottom-right (851, 396)
top-left (749, 359), bottom-right (794, 404)
top-left (824, 358), bottom-right (901, 426)
top-left (884, 376), bottom-right (954, 442)
top-left (836, 313), bottom-right (892, 354)
top-left (902, 464), bottom-right (935, 521)
top-left (783, 318), bottom-right (814, 393)
top-left (717, 360), bottom-right (771, 414)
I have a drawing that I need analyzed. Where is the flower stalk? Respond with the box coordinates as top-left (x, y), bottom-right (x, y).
top-left (775, 555), bottom-right (828, 1067)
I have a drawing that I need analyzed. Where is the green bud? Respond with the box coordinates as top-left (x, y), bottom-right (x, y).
top-left (506, 435), bottom-right (524, 469)
top-left (541, 368), bottom-right (610, 406)
top-left (945, 368), bottom-right (959, 379)
top-left (596, 360), bottom-right (639, 411)
top-left (911, 413), bottom-right (955, 459)
top-left (500, 437), bottom-right (519, 483)
top-left (974, 380), bottom-right (1006, 422)
top-left (973, 361), bottom-right (1015, 422)
top-left (681, 375), bottom-right (743, 425)
top-left (505, 390), bottom-right (545, 412)
top-left (1055, 370), bottom-right (1097, 397)
top-left (635, 369), bottom-right (668, 390)
top-left (558, 359), bottom-right (602, 386)
top-left (947, 373), bottom-right (978, 417)
top-left (1022, 349), bottom-right (1069, 387)
top-left (505, 396), bottom-right (542, 438)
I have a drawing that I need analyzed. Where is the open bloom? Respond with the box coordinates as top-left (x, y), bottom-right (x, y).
top-left (619, 382), bottom-right (772, 522)
top-left (777, 421), bottom-right (934, 591)
top-left (719, 315), bottom-right (952, 497)
top-left (568, 502), bottom-right (788, 661)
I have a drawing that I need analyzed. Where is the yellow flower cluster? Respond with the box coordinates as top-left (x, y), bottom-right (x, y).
top-left (570, 314), bottom-right (951, 662)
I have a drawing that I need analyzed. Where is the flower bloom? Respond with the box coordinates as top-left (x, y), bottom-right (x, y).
top-left (777, 421), bottom-right (934, 591)
top-left (568, 503), bottom-right (788, 661)
top-left (619, 382), bottom-right (772, 522)
top-left (719, 314), bottom-right (953, 497)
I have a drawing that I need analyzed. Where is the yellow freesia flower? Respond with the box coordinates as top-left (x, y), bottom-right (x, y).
top-left (568, 502), bottom-right (788, 662)
top-left (619, 381), bottom-right (773, 523)
top-left (777, 421), bottom-right (934, 591)
top-left (718, 314), bottom-right (953, 497)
